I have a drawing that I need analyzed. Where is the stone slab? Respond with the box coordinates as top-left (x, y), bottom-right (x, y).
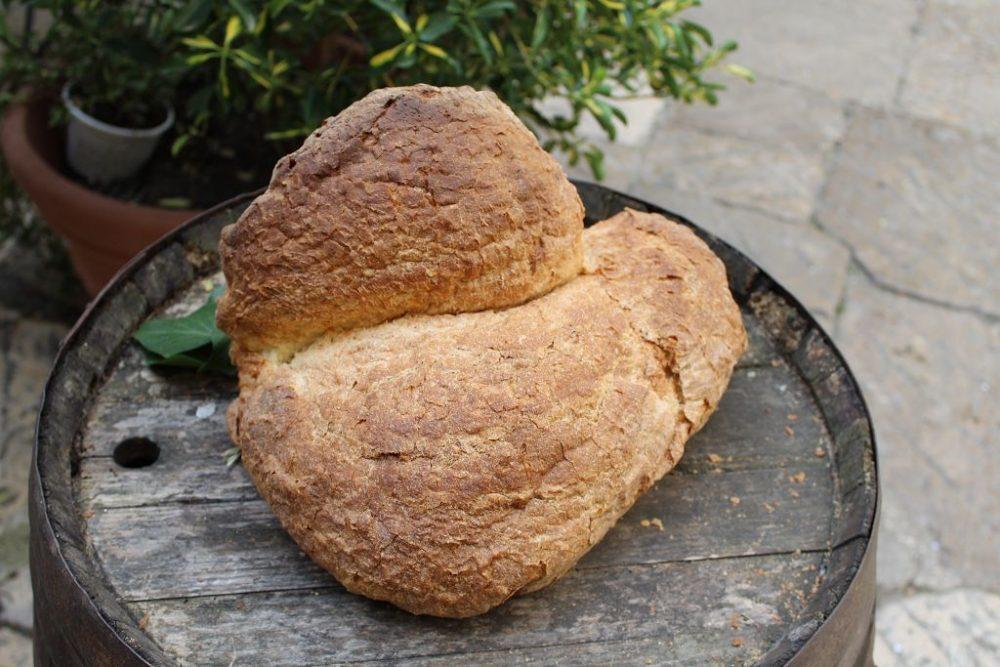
top-left (691, 0), bottom-right (920, 106)
top-left (899, 0), bottom-right (1000, 135)
top-left (817, 108), bottom-right (1000, 313)
top-left (836, 271), bottom-right (999, 593)
top-left (632, 123), bottom-right (825, 219)
top-left (0, 317), bottom-right (67, 633)
top-left (873, 589), bottom-right (1000, 666)
top-left (672, 77), bottom-right (845, 153)
top-left (0, 627), bottom-right (31, 667)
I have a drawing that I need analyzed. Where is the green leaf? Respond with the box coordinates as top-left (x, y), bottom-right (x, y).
top-left (390, 12), bottom-right (412, 35)
top-left (134, 294), bottom-right (236, 376)
top-left (463, 22), bottom-right (493, 65)
top-left (370, 43), bottom-right (403, 67)
top-left (185, 52), bottom-right (217, 65)
top-left (584, 148), bottom-right (605, 181)
top-left (420, 13), bottom-right (457, 41)
top-left (574, 0), bottom-right (587, 28)
top-left (725, 63), bottom-right (755, 82)
top-left (682, 19), bottom-right (713, 46)
top-left (233, 49), bottom-right (262, 66)
top-left (419, 43), bottom-right (448, 59)
top-left (228, 0), bottom-right (257, 32)
top-left (181, 35), bottom-right (217, 50)
top-left (134, 296), bottom-right (227, 359)
top-left (370, 0), bottom-right (406, 19)
top-left (531, 4), bottom-right (550, 49)
top-left (170, 134), bottom-right (191, 156)
top-left (175, 0), bottom-right (213, 32)
top-left (474, 1), bottom-right (515, 19)
top-left (224, 15), bottom-right (242, 47)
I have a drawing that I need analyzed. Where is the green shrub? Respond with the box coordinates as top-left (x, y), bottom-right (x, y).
top-left (1, 1), bottom-right (748, 198)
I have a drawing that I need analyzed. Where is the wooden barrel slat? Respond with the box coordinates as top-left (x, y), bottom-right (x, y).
top-left (33, 184), bottom-right (879, 666)
top-left (130, 552), bottom-right (823, 666)
top-left (77, 360), bottom-right (828, 508)
top-left (82, 457), bottom-right (835, 603)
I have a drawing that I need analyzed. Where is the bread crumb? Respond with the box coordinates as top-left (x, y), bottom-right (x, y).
top-left (814, 447), bottom-right (826, 458)
top-left (785, 425), bottom-right (795, 436)
top-left (729, 613), bottom-right (741, 629)
top-left (138, 613), bottom-right (150, 630)
top-left (763, 502), bottom-right (775, 513)
top-left (729, 496), bottom-right (741, 506)
top-left (731, 637), bottom-right (744, 647)
top-left (707, 453), bottom-right (723, 463)
top-left (787, 413), bottom-right (798, 421)
top-left (789, 471), bottom-right (806, 484)
top-left (641, 518), bottom-right (665, 531)
top-left (789, 488), bottom-right (800, 498)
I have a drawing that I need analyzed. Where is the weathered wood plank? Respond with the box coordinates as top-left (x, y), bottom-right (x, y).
top-left (677, 365), bottom-right (831, 474)
top-left (133, 552), bottom-right (822, 666)
top-left (78, 364), bottom-right (829, 509)
top-left (585, 464), bottom-right (831, 568)
top-left (86, 462), bottom-right (831, 601)
top-left (78, 396), bottom-right (248, 509)
top-left (738, 309), bottom-right (781, 368)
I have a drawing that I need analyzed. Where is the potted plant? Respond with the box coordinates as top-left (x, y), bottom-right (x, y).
top-left (1, 0), bottom-right (749, 295)
top-left (0, 1), bottom-right (199, 293)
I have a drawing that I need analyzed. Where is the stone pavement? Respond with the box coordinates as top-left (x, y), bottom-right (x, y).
top-left (1, 0), bottom-right (998, 663)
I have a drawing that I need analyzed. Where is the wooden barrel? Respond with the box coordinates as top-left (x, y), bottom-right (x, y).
top-left (31, 183), bottom-right (879, 666)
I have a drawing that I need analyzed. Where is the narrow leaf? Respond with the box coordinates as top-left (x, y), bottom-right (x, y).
top-left (224, 15), bottom-right (242, 47)
top-left (228, 0), bottom-right (257, 31)
top-left (725, 63), bottom-right (756, 82)
top-left (370, 43), bottom-right (403, 67)
top-left (420, 13), bottom-right (457, 41)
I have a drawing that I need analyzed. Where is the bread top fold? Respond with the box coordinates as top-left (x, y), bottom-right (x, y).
top-left (217, 85), bottom-right (584, 355)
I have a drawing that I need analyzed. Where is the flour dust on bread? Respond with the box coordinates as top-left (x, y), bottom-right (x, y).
top-left (219, 85), bottom-right (746, 618)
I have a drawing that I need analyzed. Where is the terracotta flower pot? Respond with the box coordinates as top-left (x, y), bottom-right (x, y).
top-left (0, 99), bottom-right (202, 296)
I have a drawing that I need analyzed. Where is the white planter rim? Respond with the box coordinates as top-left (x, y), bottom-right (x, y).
top-left (62, 83), bottom-right (174, 139)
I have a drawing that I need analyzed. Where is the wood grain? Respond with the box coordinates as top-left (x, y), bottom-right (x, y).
top-left (133, 552), bottom-right (822, 666)
top-left (85, 458), bottom-right (833, 602)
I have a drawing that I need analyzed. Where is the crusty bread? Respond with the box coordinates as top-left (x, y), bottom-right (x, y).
top-left (218, 84), bottom-right (583, 356)
top-left (219, 85), bottom-right (746, 618)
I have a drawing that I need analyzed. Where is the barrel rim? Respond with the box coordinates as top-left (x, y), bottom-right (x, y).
top-left (32, 182), bottom-right (879, 665)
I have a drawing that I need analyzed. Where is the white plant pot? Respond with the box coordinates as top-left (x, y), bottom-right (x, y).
top-left (62, 83), bottom-right (174, 185)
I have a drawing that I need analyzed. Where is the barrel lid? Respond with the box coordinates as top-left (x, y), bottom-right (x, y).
top-left (33, 182), bottom-right (878, 665)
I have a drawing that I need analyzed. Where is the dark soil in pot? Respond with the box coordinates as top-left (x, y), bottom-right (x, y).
top-left (79, 132), bottom-right (279, 210)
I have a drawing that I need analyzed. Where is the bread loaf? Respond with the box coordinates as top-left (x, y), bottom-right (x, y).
top-left (220, 85), bottom-right (746, 618)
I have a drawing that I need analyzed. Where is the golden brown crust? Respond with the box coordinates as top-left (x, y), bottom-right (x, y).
top-left (228, 209), bottom-right (746, 618)
top-left (217, 84), bottom-right (584, 354)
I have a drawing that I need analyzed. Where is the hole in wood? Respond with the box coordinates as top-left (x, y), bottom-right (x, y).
top-left (113, 438), bottom-right (160, 469)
